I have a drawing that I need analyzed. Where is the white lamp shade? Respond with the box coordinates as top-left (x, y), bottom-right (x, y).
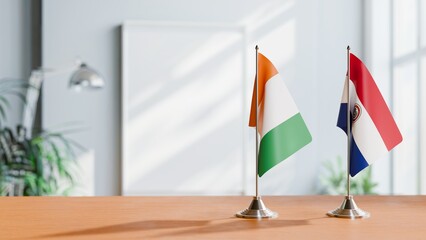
top-left (69, 63), bottom-right (104, 90)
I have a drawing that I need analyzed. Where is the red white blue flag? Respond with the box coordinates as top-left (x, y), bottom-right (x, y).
top-left (337, 53), bottom-right (403, 177)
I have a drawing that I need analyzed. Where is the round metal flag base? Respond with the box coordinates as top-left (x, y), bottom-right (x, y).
top-left (327, 195), bottom-right (370, 219)
top-left (236, 196), bottom-right (278, 219)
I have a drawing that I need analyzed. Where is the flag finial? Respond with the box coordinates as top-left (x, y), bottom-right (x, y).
top-left (255, 45), bottom-right (259, 50)
top-left (347, 45), bottom-right (351, 50)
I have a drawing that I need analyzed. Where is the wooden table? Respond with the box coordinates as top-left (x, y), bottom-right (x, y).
top-left (1, 196), bottom-right (425, 239)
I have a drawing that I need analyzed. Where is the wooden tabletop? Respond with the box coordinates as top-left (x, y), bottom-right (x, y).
top-left (1, 196), bottom-right (426, 239)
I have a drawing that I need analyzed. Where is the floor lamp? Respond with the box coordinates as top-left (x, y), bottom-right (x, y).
top-left (22, 61), bottom-right (104, 137)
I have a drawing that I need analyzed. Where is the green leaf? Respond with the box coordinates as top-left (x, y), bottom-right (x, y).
top-left (0, 96), bottom-right (11, 108)
top-left (0, 122), bottom-right (81, 196)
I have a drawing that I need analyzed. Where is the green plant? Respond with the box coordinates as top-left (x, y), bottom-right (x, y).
top-left (0, 125), bottom-right (83, 196)
top-left (0, 78), bottom-right (82, 196)
top-left (319, 156), bottom-right (378, 195)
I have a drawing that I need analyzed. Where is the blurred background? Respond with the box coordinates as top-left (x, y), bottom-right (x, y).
top-left (0, 0), bottom-right (424, 196)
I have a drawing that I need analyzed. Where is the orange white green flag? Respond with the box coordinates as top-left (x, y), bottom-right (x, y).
top-left (249, 52), bottom-right (312, 177)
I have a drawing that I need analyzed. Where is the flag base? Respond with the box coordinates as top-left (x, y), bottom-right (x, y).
top-left (327, 195), bottom-right (370, 219)
top-left (236, 196), bottom-right (278, 219)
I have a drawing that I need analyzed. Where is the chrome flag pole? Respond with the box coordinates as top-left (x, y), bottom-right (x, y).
top-left (236, 45), bottom-right (277, 219)
top-left (327, 46), bottom-right (369, 219)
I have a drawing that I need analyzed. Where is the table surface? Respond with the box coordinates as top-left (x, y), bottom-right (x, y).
top-left (1, 195), bottom-right (426, 240)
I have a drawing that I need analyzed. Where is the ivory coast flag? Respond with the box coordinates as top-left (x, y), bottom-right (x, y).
top-left (249, 53), bottom-right (312, 177)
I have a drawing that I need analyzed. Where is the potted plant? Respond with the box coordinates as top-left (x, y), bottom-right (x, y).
top-left (319, 156), bottom-right (378, 195)
top-left (0, 79), bottom-right (81, 196)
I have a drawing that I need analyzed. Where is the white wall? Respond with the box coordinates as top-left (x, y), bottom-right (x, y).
top-left (42, 0), bottom-right (363, 195)
top-left (0, 0), bottom-right (32, 127)
top-left (365, 0), bottom-right (426, 195)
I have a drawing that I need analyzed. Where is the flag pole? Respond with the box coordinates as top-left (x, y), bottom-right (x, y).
top-left (255, 45), bottom-right (259, 198)
top-left (326, 46), bottom-right (369, 219)
top-left (236, 45), bottom-right (277, 219)
top-left (346, 45), bottom-right (351, 198)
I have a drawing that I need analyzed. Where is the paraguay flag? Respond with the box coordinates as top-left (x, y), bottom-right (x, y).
top-left (337, 53), bottom-right (402, 177)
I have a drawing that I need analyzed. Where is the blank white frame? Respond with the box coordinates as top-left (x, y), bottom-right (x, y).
top-left (121, 21), bottom-right (248, 195)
